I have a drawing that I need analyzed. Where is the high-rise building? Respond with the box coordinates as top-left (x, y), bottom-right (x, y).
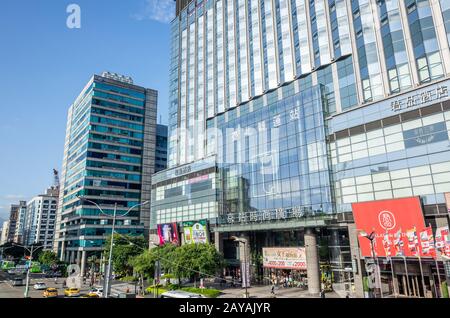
top-left (0, 221), bottom-right (9, 246)
top-left (6, 203), bottom-right (22, 243)
top-left (54, 72), bottom-right (158, 276)
top-left (152, 0), bottom-right (450, 298)
top-left (155, 124), bottom-right (168, 172)
top-left (13, 201), bottom-right (28, 244)
top-left (24, 187), bottom-right (59, 247)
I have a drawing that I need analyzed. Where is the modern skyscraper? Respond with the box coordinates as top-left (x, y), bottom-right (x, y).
top-left (153, 0), bottom-right (450, 298)
top-left (155, 124), bottom-right (168, 172)
top-left (24, 187), bottom-right (59, 247)
top-left (54, 72), bottom-right (158, 275)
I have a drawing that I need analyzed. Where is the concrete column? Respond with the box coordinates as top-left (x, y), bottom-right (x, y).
top-left (238, 235), bottom-right (251, 286)
top-left (70, 251), bottom-right (75, 264)
top-left (59, 242), bottom-right (65, 262)
top-left (348, 223), bottom-right (365, 298)
top-left (64, 250), bottom-right (70, 264)
top-left (214, 231), bottom-right (223, 253)
top-left (76, 251), bottom-right (82, 266)
top-left (80, 251), bottom-right (87, 278)
top-left (304, 228), bottom-right (321, 296)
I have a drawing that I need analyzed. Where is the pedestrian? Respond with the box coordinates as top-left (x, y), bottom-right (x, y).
top-left (320, 290), bottom-right (326, 298)
top-left (271, 284), bottom-right (275, 296)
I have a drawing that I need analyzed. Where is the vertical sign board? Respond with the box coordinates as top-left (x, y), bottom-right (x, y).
top-left (352, 197), bottom-right (426, 257)
top-left (241, 261), bottom-right (251, 288)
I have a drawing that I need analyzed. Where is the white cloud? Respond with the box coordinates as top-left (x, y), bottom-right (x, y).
top-left (132, 0), bottom-right (175, 24)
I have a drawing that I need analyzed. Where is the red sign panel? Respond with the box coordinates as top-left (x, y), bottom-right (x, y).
top-left (352, 197), bottom-right (427, 258)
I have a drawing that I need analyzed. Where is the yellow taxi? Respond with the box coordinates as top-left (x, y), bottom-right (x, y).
top-left (81, 293), bottom-right (100, 298)
top-left (64, 288), bottom-right (81, 297)
top-left (43, 288), bottom-right (59, 298)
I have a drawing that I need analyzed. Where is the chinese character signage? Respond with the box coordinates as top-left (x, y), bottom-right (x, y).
top-left (262, 247), bottom-right (307, 270)
top-left (403, 122), bottom-right (448, 149)
top-left (182, 220), bottom-right (209, 244)
top-left (221, 206), bottom-right (311, 225)
top-left (352, 197), bottom-right (427, 258)
top-left (391, 84), bottom-right (448, 112)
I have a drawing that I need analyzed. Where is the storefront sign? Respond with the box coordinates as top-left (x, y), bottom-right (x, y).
top-left (157, 223), bottom-right (180, 246)
top-left (221, 206), bottom-right (314, 225)
top-left (262, 247), bottom-right (307, 270)
top-left (175, 165), bottom-right (192, 176)
top-left (352, 197), bottom-right (427, 258)
top-left (241, 261), bottom-right (251, 288)
top-left (391, 84), bottom-right (448, 112)
top-left (182, 220), bottom-right (209, 244)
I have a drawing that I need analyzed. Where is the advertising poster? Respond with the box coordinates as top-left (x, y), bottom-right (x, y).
top-left (262, 247), bottom-right (307, 270)
top-left (406, 228), bottom-right (420, 257)
top-left (435, 226), bottom-right (450, 258)
top-left (157, 223), bottom-right (179, 245)
top-left (393, 228), bottom-right (405, 256)
top-left (420, 227), bottom-right (436, 258)
top-left (352, 197), bottom-right (427, 257)
top-left (182, 220), bottom-right (209, 244)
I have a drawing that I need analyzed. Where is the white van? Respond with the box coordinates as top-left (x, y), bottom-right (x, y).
top-left (160, 290), bottom-right (206, 298)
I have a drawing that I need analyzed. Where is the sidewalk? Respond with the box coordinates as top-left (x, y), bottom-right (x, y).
top-left (217, 285), bottom-right (342, 298)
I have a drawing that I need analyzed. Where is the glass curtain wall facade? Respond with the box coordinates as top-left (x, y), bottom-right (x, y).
top-left (54, 74), bottom-right (157, 271)
top-left (162, 0), bottom-right (450, 296)
top-left (169, 0), bottom-right (450, 168)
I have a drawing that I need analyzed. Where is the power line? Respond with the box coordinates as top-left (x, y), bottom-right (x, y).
top-left (109, 232), bottom-right (239, 285)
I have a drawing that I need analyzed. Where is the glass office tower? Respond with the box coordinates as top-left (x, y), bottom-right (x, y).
top-left (154, 0), bottom-right (450, 297)
top-left (54, 73), bottom-right (158, 276)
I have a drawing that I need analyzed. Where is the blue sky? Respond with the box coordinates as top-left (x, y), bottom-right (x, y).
top-left (0, 0), bottom-right (174, 221)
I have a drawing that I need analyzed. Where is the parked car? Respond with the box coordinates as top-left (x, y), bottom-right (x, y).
top-left (10, 278), bottom-right (25, 287)
top-left (88, 287), bottom-right (103, 298)
top-left (33, 282), bottom-right (47, 290)
top-left (160, 290), bottom-right (206, 298)
top-left (43, 288), bottom-right (58, 298)
top-left (64, 288), bottom-right (81, 297)
top-left (81, 293), bottom-right (100, 298)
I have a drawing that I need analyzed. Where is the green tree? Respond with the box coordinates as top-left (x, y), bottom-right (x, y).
top-left (104, 234), bottom-right (147, 277)
top-left (172, 243), bottom-right (223, 286)
top-left (38, 251), bottom-right (59, 267)
top-left (129, 244), bottom-right (177, 280)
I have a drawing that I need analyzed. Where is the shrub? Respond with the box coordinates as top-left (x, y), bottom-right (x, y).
top-left (146, 286), bottom-right (168, 297)
top-left (442, 282), bottom-right (449, 298)
top-left (180, 287), bottom-right (221, 298)
top-left (120, 276), bottom-right (138, 282)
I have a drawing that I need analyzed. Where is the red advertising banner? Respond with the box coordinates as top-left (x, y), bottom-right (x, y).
top-left (157, 223), bottom-right (179, 246)
top-left (352, 197), bottom-right (427, 258)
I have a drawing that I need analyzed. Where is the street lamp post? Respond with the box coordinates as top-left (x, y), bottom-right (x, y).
top-left (231, 236), bottom-right (249, 299)
top-left (13, 243), bottom-right (52, 298)
top-left (359, 231), bottom-right (383, 298)
top-left (77, 196), bottom-right (149, 298)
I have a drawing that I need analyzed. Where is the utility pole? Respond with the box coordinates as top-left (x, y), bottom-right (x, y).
top-left (104, 203), bottom-right (117, 299)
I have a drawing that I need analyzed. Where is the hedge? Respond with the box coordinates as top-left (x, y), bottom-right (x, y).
top-left (180, 287), bottom-right (221, 298)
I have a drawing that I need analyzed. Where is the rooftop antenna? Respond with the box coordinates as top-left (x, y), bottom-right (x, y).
top-left (53, 169), bottom-right (60, 189)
